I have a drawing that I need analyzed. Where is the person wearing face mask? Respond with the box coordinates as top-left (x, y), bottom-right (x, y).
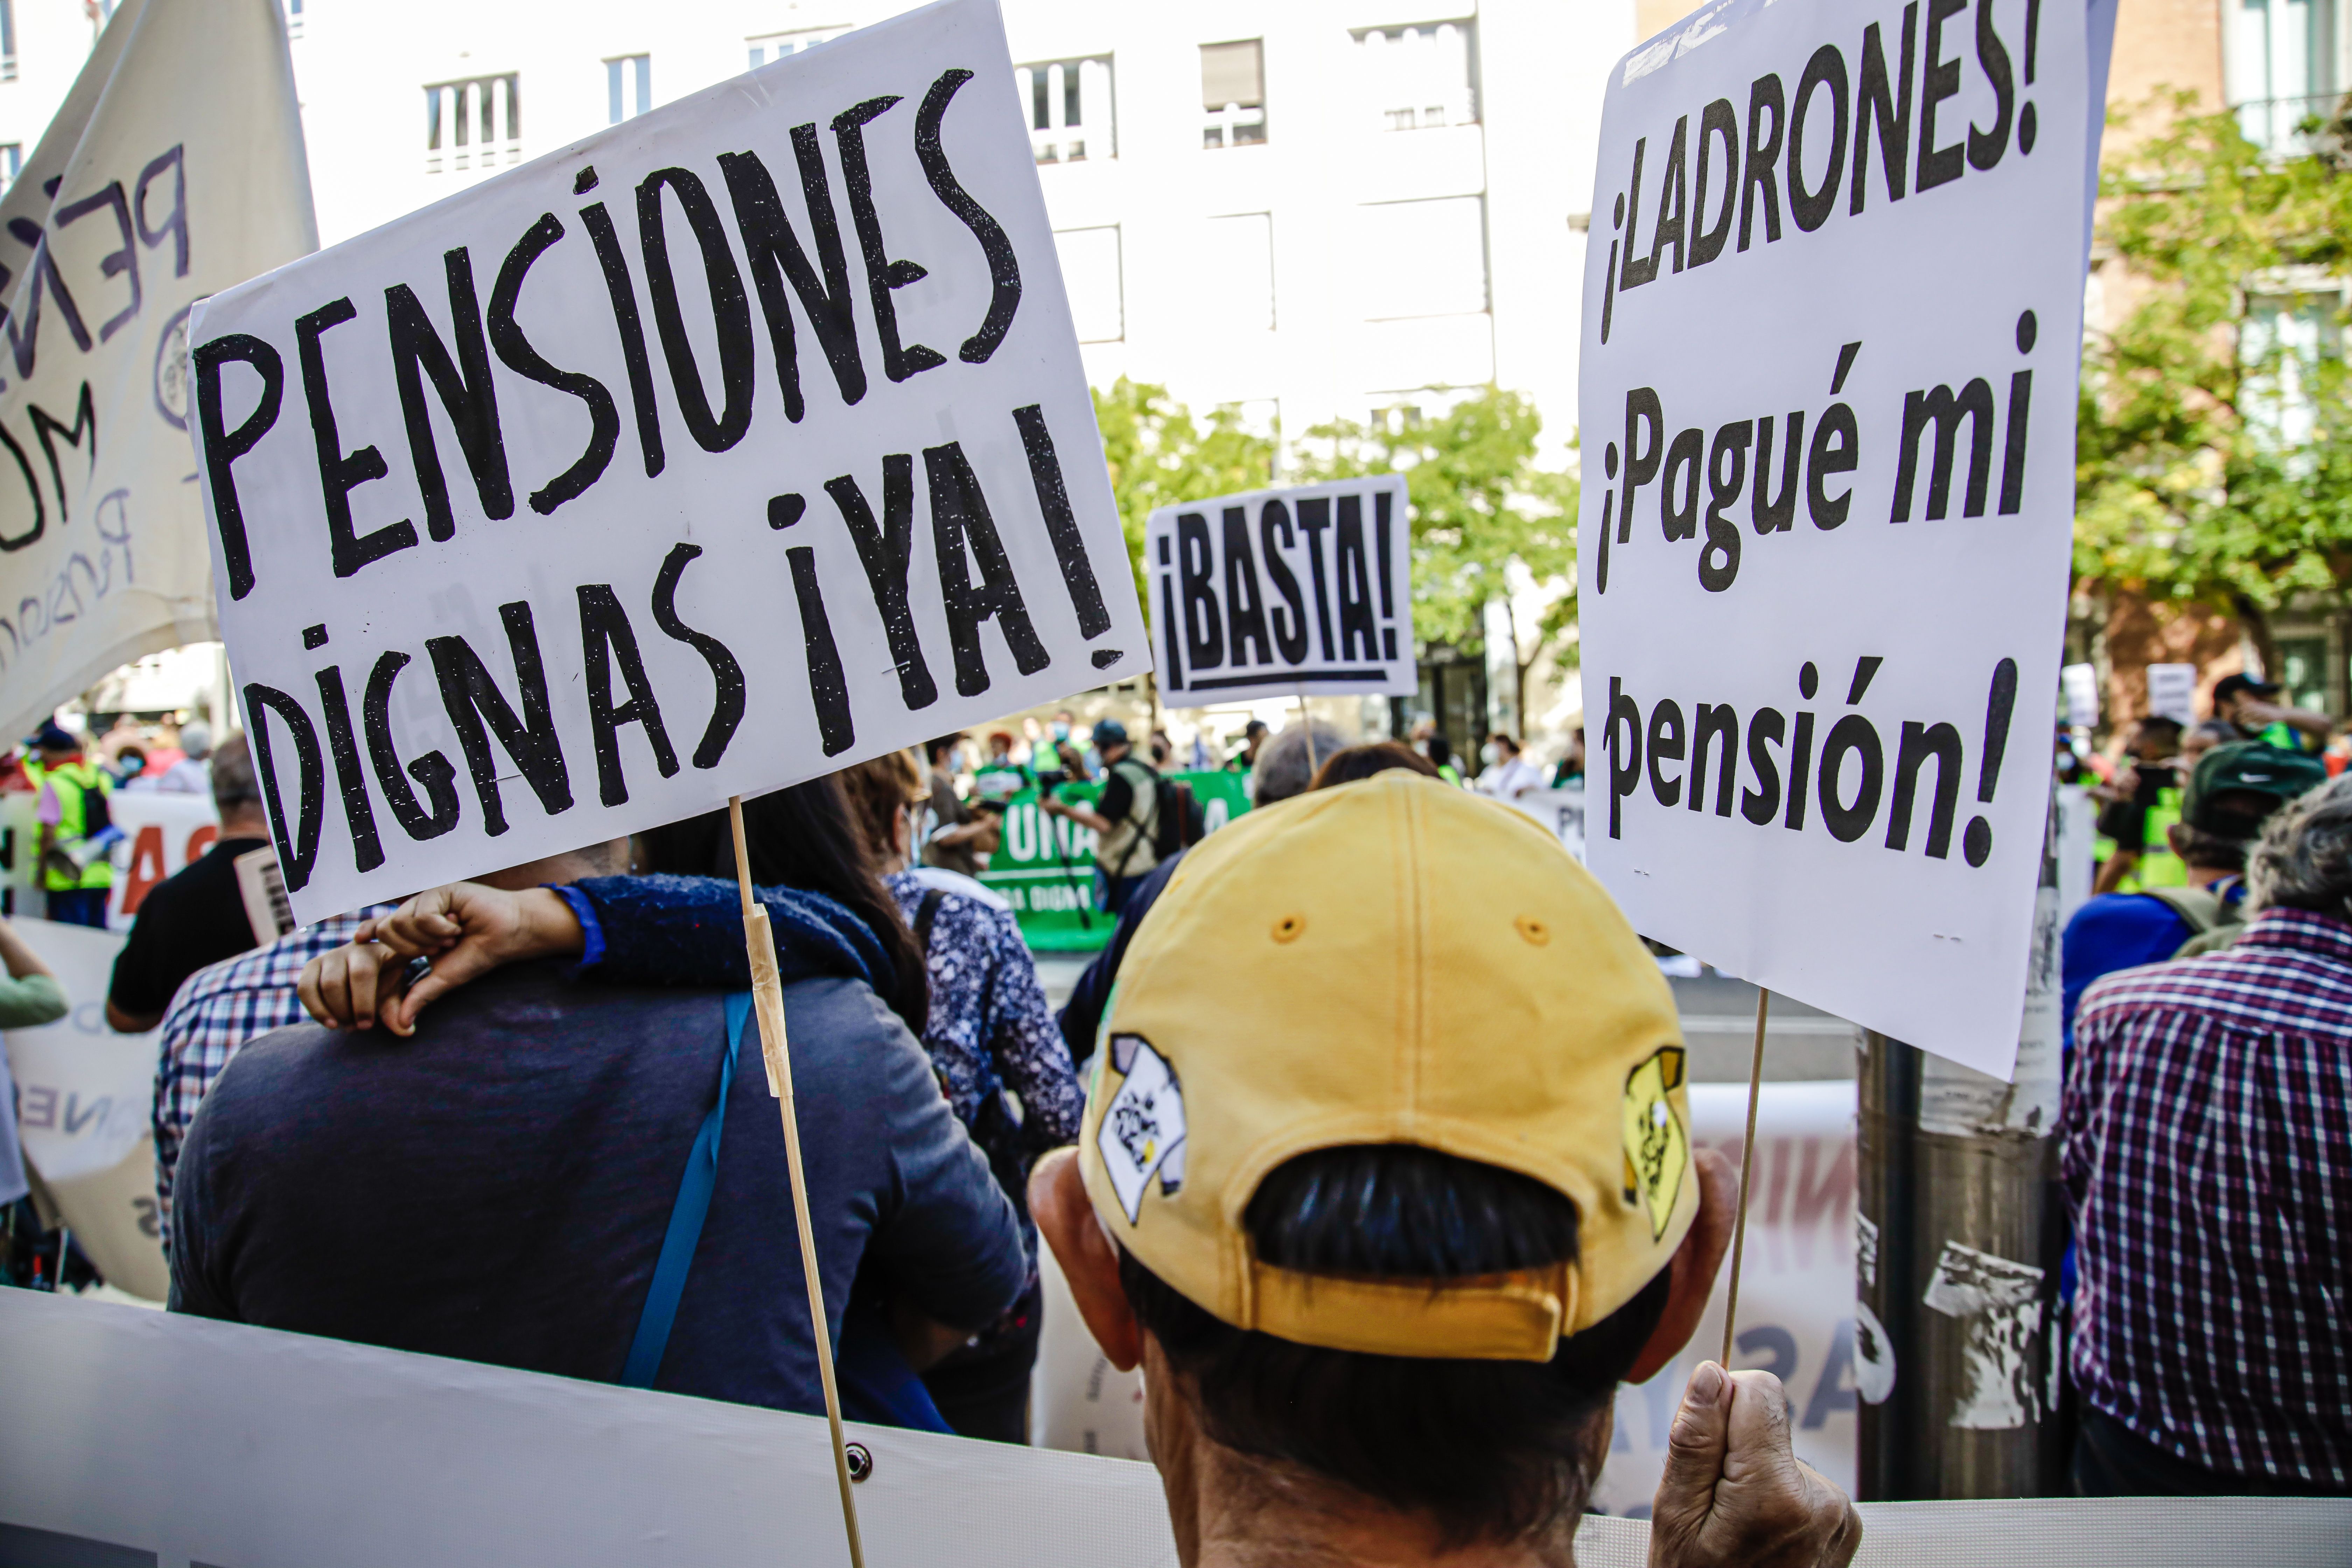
top-left (1476, 732), bottom-right (1545, 800)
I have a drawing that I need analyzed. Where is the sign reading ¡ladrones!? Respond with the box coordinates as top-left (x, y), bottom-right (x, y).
top-left (186, 0), bottom-right (1148, 923)
top-left (1146, 476), bottom-right (1414, 709)
top-left (1578, 0), bottom-right (2113, 1077)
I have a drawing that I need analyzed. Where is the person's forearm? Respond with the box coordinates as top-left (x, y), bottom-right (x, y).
top-left (1057, 806), bottom-right (1114, 835)
top-left (0, 973), bottom-right (68, 1029)
top-left (0, 921), bottom-right (51, 980)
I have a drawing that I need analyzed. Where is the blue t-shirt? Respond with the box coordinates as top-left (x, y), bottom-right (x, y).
top-left (2060, 886), bottom-right (2244, 1050)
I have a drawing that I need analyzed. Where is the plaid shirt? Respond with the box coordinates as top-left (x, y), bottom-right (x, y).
top-left (2063, 906), bottom-right (2352, 1490)
top-left (150, 909), bottom-right (396, 1245)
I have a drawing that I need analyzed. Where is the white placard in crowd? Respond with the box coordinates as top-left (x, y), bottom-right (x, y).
top-left (2061, 662), bottom-right (2100, 730)
top-left (1146, 477), bottom-right (1414, 710)
top-left (2146, 662), bottom-right (2197, 726)
top-left (1, 917), bottom-right (170, 1298)
top-left (0, 0), bottom-right (316, 745)
top-left (1577, 0), bottom-right (2115, 1078)
top-left (188, 0), bottom-right (1148, 923)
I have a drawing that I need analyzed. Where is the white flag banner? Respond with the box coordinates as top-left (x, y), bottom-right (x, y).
top-left (187, 0), bottom-right (1148, 924)
top-left (0, 0), bottom-right (316, 745)
top-left (1146, 476), bottom-right (1414, 710)
top-left (1, 917), bottom-right (170, 1298)
top-left (1578, 0), bottom-right (2114, 1077)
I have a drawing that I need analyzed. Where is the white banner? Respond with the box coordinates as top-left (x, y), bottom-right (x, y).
top-left (1147, 476), bottom-right (1414, 710)
top-left (1577, 0), bottom-right (2114, 1077)
top-left (2, 1271), bottom-right (2345, 1564)
top-left (0, 0), bottom-right (316, 745)
top-left (1503, 785), bottom-right (1589, 862)
top-left (188, 0), bottom-right (1148, 924)
top-left (2, 787), bottom-right (221, 928)
top-left (2, 916), bottom-right (170, 1299)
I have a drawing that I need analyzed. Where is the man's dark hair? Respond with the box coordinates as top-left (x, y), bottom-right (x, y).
top-left (1120, 1144), bottom-right (1671, 1547)
top-left (1309, 741), bottom-right (1442, 790)
top-left (2167, 820), bottom-right (2250, 875)
top-left (637, 776), bottom-right (929, 1032)
top-left (2136, 715), bottom-right (2185, 742)
top-left (924, 734), bottom-right (964, 764)
top-left (210, 732), bottom-right (262, 815)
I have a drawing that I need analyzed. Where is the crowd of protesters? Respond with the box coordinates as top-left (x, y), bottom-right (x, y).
top-left (0, 670), bottom-right (2343, 1547)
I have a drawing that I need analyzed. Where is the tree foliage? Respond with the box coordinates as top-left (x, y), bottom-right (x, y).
top-left (1090, 378), bottom-right (1277, 607)
top-left (1289, 387), bottom-right (1578, 712)
top-left (2077, 95), bottom-right (2352, 658)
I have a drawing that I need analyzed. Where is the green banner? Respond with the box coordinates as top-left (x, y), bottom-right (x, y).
top-left (981, 771), bottom-right (1254, 952)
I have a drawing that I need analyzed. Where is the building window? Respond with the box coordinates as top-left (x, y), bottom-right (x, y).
top-left (2227, 0), bottom-right (2338, 150)
top-left (284, 0), bottom-right (302, 40)
top-left (425, 74), bottom-right (522, 176)
top-left (1018, 56), bottom-right (1112, 163)
top-left (1358, 196), bottom-right (1488, 319)
top-left (1054, 226), bottom-right (1124, 341)
top-left (608, 55), bottom-right (651, 124)
top-left (2241, 292), bottom-right (2339, 448)
top-left (1201, 40), bottom-right (1266, 148)
top-left (1, 0), bottom-right (17, 83)
top-left (2273, 634), bottom-right (2333, 714)
top-left (1201, 212), bottom-right (1275, 331)
top-left (0, 145), bottom-right (19, 199)
top-left (1354, 21), bottom-right (1477, 131)
top-left (748, 27), bottom-right (847, 69)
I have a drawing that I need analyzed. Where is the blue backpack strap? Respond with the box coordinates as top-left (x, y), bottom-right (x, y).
top-left (621, 991), bottom-right (753, 1388)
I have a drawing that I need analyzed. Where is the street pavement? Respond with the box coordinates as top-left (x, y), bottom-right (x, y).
top-left (1029, 955), bottom-right (1858, 1082)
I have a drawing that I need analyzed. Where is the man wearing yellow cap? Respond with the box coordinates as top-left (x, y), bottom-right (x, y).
top-left (1032, 772), bottom-right (1858, 1565)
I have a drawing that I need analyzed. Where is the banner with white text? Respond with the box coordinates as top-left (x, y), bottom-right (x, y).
top-left (188, 0), bottom-right (1147, 922)
top-left (1578, 0), bottom-right (2114, 1076)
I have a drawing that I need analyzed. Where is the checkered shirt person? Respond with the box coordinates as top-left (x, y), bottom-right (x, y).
top-left (151, 908), bottom-right (398, 1246)
top-left (2062, 905), bottom-right (2352, 1492)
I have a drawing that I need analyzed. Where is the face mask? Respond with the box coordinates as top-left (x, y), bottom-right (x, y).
top-left (1480, 743), bottom-right (1500, 766)
top-left (1051, 722), bottom-right (1070, 741)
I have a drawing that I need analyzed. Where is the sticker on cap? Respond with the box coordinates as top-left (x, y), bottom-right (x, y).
top-left (1099, 1034), bottom-right (1187, 1223)
top-left (1621, 1044), bottom-right (1690, 1241)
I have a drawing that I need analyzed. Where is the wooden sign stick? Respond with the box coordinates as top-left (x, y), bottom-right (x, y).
top-left (729, 796), bottom-right (867, 1568)
top-left (1720, 987), bottom-right (1770, 1368)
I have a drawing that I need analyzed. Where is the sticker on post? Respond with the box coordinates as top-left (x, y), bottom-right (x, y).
top-left (1921, 1240), bottom-right (2046, 1429)
top-left (1099, 1033), bottom-right (1185, 1223)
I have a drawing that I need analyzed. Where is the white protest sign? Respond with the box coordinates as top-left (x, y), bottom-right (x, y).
top-left (2145, 662), bottom-right (2197, 726)
top-left (2, 917), bottom-right (169, 1298)
top-left (1146, 476), bottom-right (1414, 709)
top-left (188, 0), bottom-right (1148, 923)
top-left (0, 0), bottom-right (316, 745)
top-left (2061, 661), bottom-right (2099, 730)
top-left (1503, 785), bottom-right (1589, 863)
top-left (1578, 0), bottom-right (2112, 1077)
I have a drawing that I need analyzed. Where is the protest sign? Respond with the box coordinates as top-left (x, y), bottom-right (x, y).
top-left (0, 0), bottom-right (316, 745)
top-left (2, 917), bottom-right (170, 1299)
top-left (1578, 0), bottom-right (2114, 1076)
top-left (2061, 662), bottom-right (2099, 730)
top-left (1146, 477), bottom-right (1414, 709)
top-left (1502, 785), bottom-right (1589, 862)
top-left (187, 0), bottom-right (1148, 924)
top-left (0, 787), bottom-right (220, 927)
top-left (2146, 663), bottom-right (2197, 726)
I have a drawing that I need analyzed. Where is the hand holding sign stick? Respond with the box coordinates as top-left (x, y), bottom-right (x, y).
top-left (728, 794), bottom-right (866, 1568)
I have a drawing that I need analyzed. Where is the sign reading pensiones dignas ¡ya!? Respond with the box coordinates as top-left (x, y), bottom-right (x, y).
top-left (185, 0), bottom-right (1149, 924)
top-left (1146, 476), bottom-right (1415, 709)
top-left (1578, 0), bottom-right (2114, 1078)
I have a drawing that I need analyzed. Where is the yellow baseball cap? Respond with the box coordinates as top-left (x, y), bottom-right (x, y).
top-left (1079, 771), bottom-right (1696, 1363)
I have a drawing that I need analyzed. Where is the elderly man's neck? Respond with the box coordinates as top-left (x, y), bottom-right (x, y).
top-left (1150, 1366), bottom-right (1577, 1568)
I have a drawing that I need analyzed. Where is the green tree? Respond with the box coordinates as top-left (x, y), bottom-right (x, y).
top-left (1289, 386), bottom-right (1577, 727)
top-left (2077, 95), bottom-right (2352, 672)
top-left (1091, 378), bottom-right (1277, 607)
